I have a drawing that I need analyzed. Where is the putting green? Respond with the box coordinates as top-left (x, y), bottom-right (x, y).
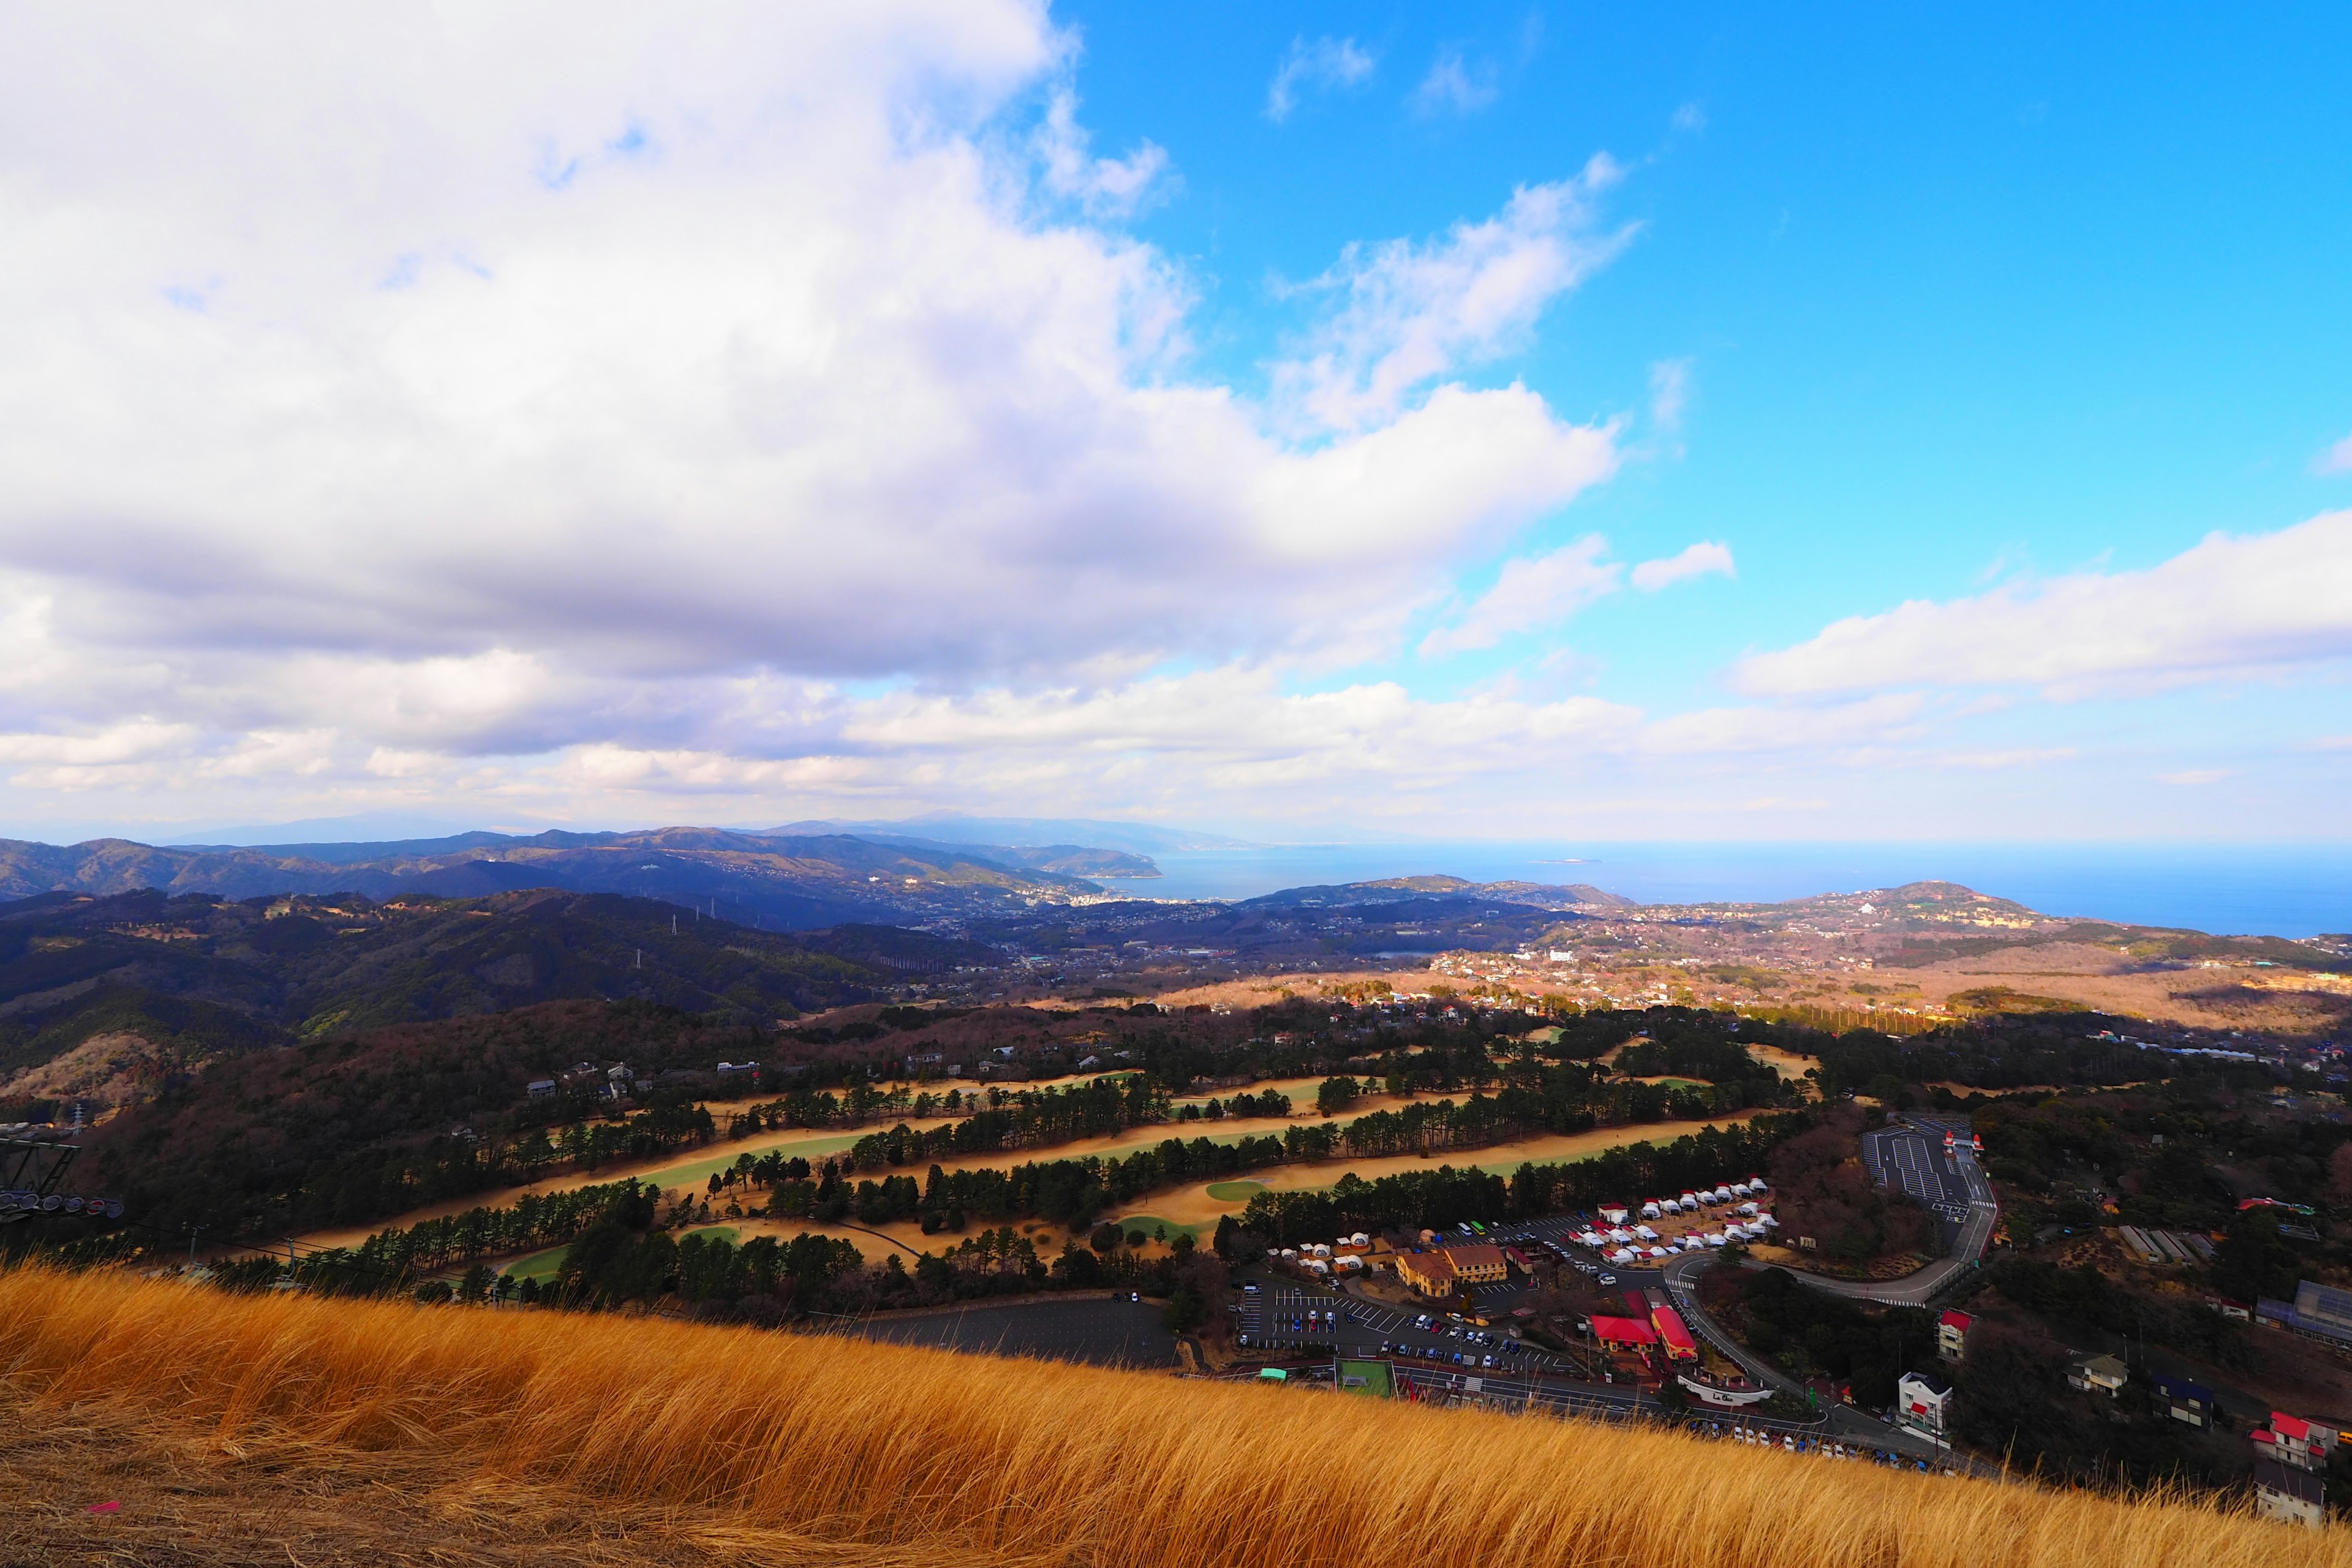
top-left (1205, 1180), bottom-right (1268, 1202)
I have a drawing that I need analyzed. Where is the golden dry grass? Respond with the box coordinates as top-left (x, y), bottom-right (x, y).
top-left (3, 1263), bottom-right (2346, 1568)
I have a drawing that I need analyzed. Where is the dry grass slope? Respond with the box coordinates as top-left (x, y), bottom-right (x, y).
top-left (2, 1264), bottom-right (2347, 1568)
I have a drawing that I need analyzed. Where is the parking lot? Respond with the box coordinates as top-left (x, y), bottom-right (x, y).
top-left (1236, 1278), bottom-right (1580, 1376)
top-left (1861, 1121), bottom-right (1974, 1241)
top-left (837, 1295), bottom-right (1177, 1368)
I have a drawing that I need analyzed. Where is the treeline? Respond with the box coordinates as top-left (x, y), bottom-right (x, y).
top-left (337, 1179), bottom-right (652, 1277)
top-left (772, 1132), bottom-right (1305, 1231)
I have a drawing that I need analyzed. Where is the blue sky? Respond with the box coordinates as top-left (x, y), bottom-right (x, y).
top-left (0, 2), bottom-right (2345, 845)
top-left (1061, 2), bottom-right (2352, 706)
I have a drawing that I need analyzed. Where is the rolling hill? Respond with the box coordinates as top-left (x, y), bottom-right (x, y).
top-left (0, 886), bottom-right (994, 1122)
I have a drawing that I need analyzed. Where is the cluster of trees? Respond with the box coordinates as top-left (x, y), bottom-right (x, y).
top-left (1724, 1267), bottom-right (1937, 1409)
top-left (502, 1207), bottom-right (1226, 1328)
top-left (340, 1178), bottom-right (652, 1275)
top-left (772, 1133), bottom-right (1301, 1232)
top-left (1766, 1105), bottom-right (1934, 1265)
top-left (1231, 1117), bottom-right (1802, 1246)
top-left (830, 1074), bottom-right (1168, 1167)
top-left (1175, 1089), bottom-right (1291, 1122)
top-left (1807, 1011), bottom-right (2270, 1100)
top-left (1948, 1316), bottom-right (2245, 1487)
top-left (1986, 1256), bottom-right (2250, 1368)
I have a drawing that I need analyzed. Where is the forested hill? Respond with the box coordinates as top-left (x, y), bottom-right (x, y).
top-left (0, 888), bottom-right (993, 1122)
top-left (0, 826), bottom-right (1121, 930)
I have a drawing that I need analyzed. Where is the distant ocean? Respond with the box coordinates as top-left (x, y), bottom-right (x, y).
top-left (1095, 842), bottom-right (2352, 939)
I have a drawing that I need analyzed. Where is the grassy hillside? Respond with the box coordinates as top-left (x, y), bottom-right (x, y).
top-left (0, 1262), bottom-right (2332, 1568)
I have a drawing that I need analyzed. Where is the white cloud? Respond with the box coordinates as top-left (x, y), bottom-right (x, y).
top-left (2316, 432), bottom-right (2352, 475)
top-left (1265, 37), bottom-right (1377, 123)
top-left (1648, 359), bottom-right (1691, 432)
top-left (1629, 541), bottom-right (1733, 592)
top-left (0, 2), bottom-right (1630, 782)
top-left (1274, 160), bottom-right (1634, 432)
top-left (1420, 534), bottom-right (1732, 656)
top-left (1033, 87), bottom-right (1170, 217)
top-left (1735, 511), bottom-right (2352, 699)
top-left (1671, 102), bottom-right (1708, 134)
top-left (1639, 695), bottom-right (1926, 756)
top-left (1411, 48), bottom-right (1499, 117)
top-left (1421, 537), bottom-right (1620, 656)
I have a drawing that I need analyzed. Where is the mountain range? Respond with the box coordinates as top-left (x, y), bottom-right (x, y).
top-left (0, 827), bottom-right (1144, 931)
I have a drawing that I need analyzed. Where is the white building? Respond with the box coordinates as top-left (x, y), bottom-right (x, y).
top-left (1896, 1371), bottom-right (1953, 1441)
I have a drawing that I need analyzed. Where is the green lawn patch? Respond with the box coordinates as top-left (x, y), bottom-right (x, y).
top-left (1205, 1179), bottom-right (1268, 1202)
top-left (1104, 1214), bottom-right (1210, 1242)
top-left (505, 1243), bottom-right (571, 1284)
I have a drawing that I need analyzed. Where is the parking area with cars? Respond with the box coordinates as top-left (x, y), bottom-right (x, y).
top-left (1236, 1278), bottom-right (1580, 1376)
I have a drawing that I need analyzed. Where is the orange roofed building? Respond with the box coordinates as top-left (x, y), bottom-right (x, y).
top-left (1393, 1245), bottom-right (1507, 1297)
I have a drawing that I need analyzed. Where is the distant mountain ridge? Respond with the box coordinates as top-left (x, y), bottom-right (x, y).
top-left (0, 827), bottom-right (1125, 931)
top-left (767, 812), bottom-right (1256, 856)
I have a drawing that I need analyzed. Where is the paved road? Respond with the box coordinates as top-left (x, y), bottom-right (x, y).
top-left (1659, 1251), bottom-right (1951, 1461)
top-left (1795, 1117), bottom-right (1999, 1307)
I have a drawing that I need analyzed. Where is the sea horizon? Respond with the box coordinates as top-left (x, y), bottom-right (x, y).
top-left (1095, 839), bottom-right (2352, 940)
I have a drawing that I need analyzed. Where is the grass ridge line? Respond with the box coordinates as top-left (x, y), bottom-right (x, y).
top-left (0, 1264), bottom-right (2339, 1568)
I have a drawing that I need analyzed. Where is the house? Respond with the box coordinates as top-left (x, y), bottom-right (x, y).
top-left (715, 1060), bottom-right (758, 1081)
top-left (1937, 1310), bottom-right (1972, 1361)
top-left (1896, 1370), bottom-right (1953, 1441)
top-left (2067, 1354), bottom-right (2128, 1396)
top-left (526, 1079), bottom-right (557, 1099)
top-left (2253, 1458), bottom-right (2326, 1529)
top-left (2150, 1373), bottom-right (2216, 1428)
top-left (2255, 1412), bottom-right (2340, 1472)
top-left (903, 1050), bottom-right (944, 1074)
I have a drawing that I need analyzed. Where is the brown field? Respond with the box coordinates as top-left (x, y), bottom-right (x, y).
top-left (2, 1263), bottom-right (2340, 1568)
top-left (1108, 1115), bottom-right (1770, 1232)
top-left (1899, 946), bottom-right (2352, 1035)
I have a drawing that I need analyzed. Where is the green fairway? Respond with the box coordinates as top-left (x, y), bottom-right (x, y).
top-left (1107, 1214), bottom-right (1210, 1242)
top-left (505, 1243), bottom-right (571, 1283)
top-left (1204, 1179), bottom-right (1267, 1202)
top-left (681, 1225), bottom-right (741, 1246)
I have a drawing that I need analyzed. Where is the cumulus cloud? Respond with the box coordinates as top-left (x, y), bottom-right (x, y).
top-left (1734, 511), bottom-right (2352, 699)
top-left (1273, 160), bottom-right (1635, 432)
top-left (1265, 36), bottom-right (1377, 122)
top-left (0, 1), bottom-right (1633, 790)
top-left (2316, 432), bottom-right (2352, 475)
top-left (1411, 48), bottom-right (1499, 116)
